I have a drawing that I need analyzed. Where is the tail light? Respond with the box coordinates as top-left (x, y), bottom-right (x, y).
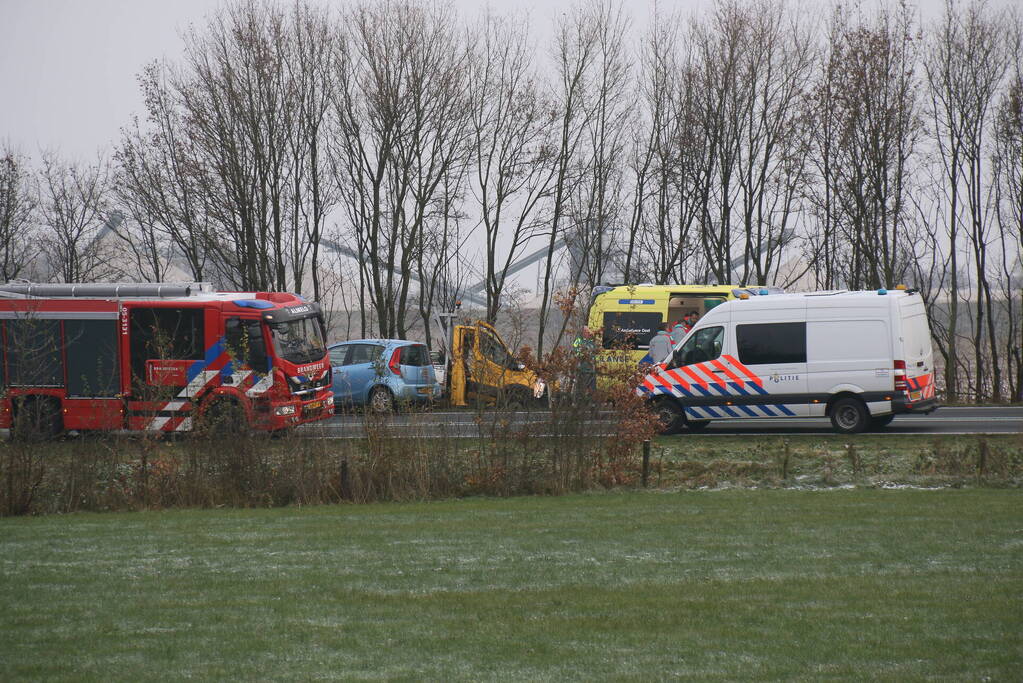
top-left (894, 360), bottom-right (907, 391)
top-left (388, 349), bottom-right (402, 375)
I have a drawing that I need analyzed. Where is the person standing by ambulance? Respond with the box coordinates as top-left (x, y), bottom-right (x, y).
top-left (670, 315), bottom-right (688, 344)
top-left (645, 323), bottom-right (674, 366)
top-left (673, 311), bottom-right (699, 343)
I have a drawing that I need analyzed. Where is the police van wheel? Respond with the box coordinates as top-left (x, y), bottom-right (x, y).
top-left (830, 397), bottom-right (869, 434)
top-left (651, 398), bottom-right (683, 435)
top-left (685, 419), bottom-right (711, 433)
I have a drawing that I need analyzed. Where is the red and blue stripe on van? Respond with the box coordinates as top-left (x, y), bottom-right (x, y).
top-left (637, 354), bottom-right (797, 419)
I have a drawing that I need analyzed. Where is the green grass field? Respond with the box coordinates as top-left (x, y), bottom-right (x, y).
top-left (2, 489), bottom-right (1021, 680)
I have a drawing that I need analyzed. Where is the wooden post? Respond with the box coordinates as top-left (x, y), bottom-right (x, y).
top-left (642, 440), bottom-right (651, 488)
top-left (340, 457), bottom-right (351, 500)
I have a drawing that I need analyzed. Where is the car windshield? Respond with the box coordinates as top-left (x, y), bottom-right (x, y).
top-left (269, 316), bottom-right (326, 365)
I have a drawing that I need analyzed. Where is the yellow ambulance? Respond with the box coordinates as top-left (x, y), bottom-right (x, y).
top-left (587, 284), bottom-right (780, 376)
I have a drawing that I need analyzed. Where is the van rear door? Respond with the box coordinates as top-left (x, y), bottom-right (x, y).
top-left (897, 297), bottom-right (936, 403)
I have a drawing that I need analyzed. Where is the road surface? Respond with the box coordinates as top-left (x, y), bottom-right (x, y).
top-left (302, 406), bottom-right (1021, 439)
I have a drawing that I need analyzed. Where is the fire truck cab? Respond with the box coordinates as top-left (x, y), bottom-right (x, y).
top-left (0, 282), bottom-right (334, 437)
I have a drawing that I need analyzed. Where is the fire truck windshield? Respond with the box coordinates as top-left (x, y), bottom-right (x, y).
top-left (269, 316), bottom-right (326, 365)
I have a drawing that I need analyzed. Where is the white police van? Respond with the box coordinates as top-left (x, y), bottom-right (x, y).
top-left (639, 288), bottom-right (938, 434)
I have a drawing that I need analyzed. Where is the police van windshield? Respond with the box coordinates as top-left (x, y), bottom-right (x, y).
top-left (269, 316), bottom-right (326, 365)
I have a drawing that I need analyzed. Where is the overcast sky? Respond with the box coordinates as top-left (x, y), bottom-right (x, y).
top-left (0, 0), bottom-right (967, 162)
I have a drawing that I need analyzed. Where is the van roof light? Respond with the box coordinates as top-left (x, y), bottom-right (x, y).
top-left (759, 288), bottom-right (769, 295)
top-left (877, 288), bottom-right (888, 295)
top-left (895, 284), bottom-right (907, 290)
top-left (739, 293), bottom-right (750, 300)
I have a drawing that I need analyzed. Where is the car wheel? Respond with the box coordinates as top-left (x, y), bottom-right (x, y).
top-left (651, 398), bottom-right (683, 435)
top-left (830, 397), bottom-right (869, 434)
top-left (685, 419), bottom-right (711, 433)
top-left (869, 413), bottom-right (895, 430)
top-left (368, 386), bottom-right (395, 414)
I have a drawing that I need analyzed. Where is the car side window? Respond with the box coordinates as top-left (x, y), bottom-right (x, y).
top-left (329, 346), bottom-right (347, 366)
top-left (671, 326), bottom-right (724, 368)
top-left (736, 322), bottom-right (806, 364)
top-left (348, 344), bottom-right (382, 365)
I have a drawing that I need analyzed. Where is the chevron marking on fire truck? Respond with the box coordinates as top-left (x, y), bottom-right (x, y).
top-left (147, 338), bottom-right (229, 431)
top-left (245, 371), bottom-right (274, 397)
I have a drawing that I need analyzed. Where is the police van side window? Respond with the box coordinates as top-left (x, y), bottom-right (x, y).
top-left (736, 322), bottom-right (806, 365)
top-left (671, 326), bottom-right (723, 367)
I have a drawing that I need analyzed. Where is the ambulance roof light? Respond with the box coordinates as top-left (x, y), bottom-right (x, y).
top-left (878, 288), bottom-right (888, 295)
top-left (739, 293), bottom-right (750, 300)
top-left (895, 284), bottom-right (907, 290)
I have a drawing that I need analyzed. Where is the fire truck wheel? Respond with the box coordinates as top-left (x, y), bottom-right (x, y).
top-left (199, 399), bottom-right (248, 437)
top-left (368, 386), bottom-right (395, 414)
top-left (685, 419), bottom-right (711, 433)
top-left (650, 397), bottom-right (683, 435)
top-left (12, 396), bottom-right (63, 441)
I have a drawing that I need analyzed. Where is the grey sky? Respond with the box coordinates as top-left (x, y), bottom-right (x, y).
top-left (0, 0), bottom-right (956, 161)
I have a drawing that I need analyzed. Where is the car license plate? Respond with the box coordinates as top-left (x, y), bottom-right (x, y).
top-left (910, 391), bottom-right (921, 402)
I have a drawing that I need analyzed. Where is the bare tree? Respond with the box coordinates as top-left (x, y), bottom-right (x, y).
top-left (925, 0), bottom-right (1011, 400)
top-left (116, 63), bottom-right (214, 282)
top-left (0, 145), bottom-right (38, 281)
top-left (816, 2), bottom-right (922, 290)
top-left (331, 0), bottom-right (472, 338)
top-left (468, 11), bottom-right (558, 323)
top-left (115, 0), bottom-right (340, 300)
top-left (37, 151), bottom-right (111, 283)
top-left (992, 11), bottom-right (1023, 400)
top-left (536, 1), bottom-right (601, 354)
top-left (568, 0), bottom-right (632, 290)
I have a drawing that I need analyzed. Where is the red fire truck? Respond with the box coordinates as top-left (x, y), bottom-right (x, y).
top-left (0, 282), bottom-right (334, 437)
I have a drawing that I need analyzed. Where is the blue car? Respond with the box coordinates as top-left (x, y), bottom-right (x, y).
top-left (328, 339), bottom-right (441, 411)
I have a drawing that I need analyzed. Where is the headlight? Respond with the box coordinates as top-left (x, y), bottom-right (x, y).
top-left (533, 380), bottom-right (546, 399)
top-left (275, 405), bottom-right (297, 416)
